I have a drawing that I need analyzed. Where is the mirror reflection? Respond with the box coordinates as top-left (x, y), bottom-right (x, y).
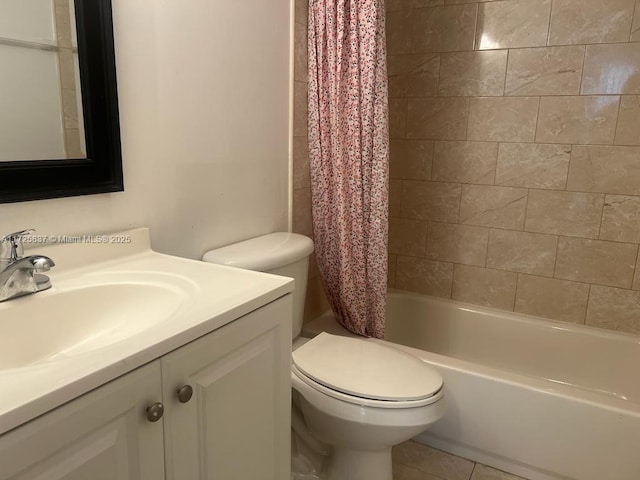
top-left (0, 0), bottom-right (86, 162)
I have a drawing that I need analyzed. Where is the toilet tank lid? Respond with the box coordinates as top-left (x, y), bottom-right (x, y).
top-left (202, 232), bottom-right (314, 272)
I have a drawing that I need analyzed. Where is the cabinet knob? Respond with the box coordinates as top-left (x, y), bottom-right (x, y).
top-left (146, 402), bottom-right (164, 422)
top-left (177, 384), bottom-right (193, 403)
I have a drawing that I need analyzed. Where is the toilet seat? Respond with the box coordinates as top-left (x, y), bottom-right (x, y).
top-left (292, 333), bottom-right (443, 409)
top-left (292, 364), bottom-right (443, 409)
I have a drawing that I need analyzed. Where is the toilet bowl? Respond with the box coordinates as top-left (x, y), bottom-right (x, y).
top-left (292, 332), bottom-right (445, 480)
top-left (203, 233), bottom-right (446, 480)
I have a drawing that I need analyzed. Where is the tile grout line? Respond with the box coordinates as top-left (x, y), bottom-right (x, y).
top-left (501, 48), bottom-right (510, 96)
top-left (423, 219), bottom-right (432, 263)
top-left (398, 179), bottom-right (405, 219)
top-left (429, 139), bottom-right (436, 180)
top-left (584, 283), bottom-right (593, 325)
top-left (435, 53), bottom-right (443, 96)
top-left (408, 5), bottom-right (414, 55)
top-left (399, 230), bottom-right (640, 291)
top-left (532, 95), bottom-right (542, 142)
top-left (612, 94), bottom-right (624, 146)
top-left (483, 226), bottom-right (492, 268)
top-left (472, 2), bottom-right (479, 52)
top-left (545, 0), bottom-right (555, 47)
top-left (512, 270), bottom-right (520, 312)
top-left (394, 154), bottom-right (640, 197)
top-left (551, 233), bottom-right (561, 283)
top-left (563, 144), bottom-right (573, 191)
top-left (390, 132), bottom-right (640, 148)
top-left (630, 0), bottom-right (638, 41)
top-left (457, 181), bottom-right (464, 229)
top-left (577, 43), bottom-right (587, 94)
top-left (632, 242), bottom-right (640, 290)
top-left (394, 93), bottom-right (632, 99)
top-left (406, 41), bottom-right (639, 56)
top-left (463, 96), bottom-right (471, 141)
top-left (468, 460), bottom-right (478, 480)
top-left (394, 184), bottom-right (640, 244)
top-left (450, 261), bottom-right (457, 299)
top-left (522, 184), bottom-right (532, 236)
top-left (596, 191), bottom-right (607, 240)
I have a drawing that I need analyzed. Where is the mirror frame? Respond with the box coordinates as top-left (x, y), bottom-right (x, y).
top-left (0, 0), bottom-right (123, 204)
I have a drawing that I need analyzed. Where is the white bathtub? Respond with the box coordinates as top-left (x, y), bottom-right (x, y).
top-left (303, 290), bottom-right (640, 480)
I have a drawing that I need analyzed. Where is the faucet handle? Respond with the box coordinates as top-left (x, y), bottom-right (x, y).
top-left (1, 229), bottom-right (35, 263)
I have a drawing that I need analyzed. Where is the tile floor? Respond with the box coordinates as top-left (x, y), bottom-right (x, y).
top-left (392, 441), bottom-right (529, 480)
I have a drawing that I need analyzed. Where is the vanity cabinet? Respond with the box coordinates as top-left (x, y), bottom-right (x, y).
top-left (0, 361), bottom-right (165, 480)
top-left (162, 296), bottom-right (291, 479)
top-left (0, 296), bottom-right (292, 480)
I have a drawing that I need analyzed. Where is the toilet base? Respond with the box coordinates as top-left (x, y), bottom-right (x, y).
top-left (327, 447), bottom-right (392, 480)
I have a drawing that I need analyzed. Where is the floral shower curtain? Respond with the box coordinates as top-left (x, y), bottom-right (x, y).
top-left (307, 0), bottom-right (389, 338)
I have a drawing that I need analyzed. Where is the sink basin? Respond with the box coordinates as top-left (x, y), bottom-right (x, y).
top-left (0, 282), bottom-right (187, 370)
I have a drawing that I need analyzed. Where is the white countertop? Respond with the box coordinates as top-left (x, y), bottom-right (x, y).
top-left (0, 228), bottom-right (293, 435)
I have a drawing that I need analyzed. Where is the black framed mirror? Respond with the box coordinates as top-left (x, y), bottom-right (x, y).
top-left (0, 0), bottom-right (123, 204)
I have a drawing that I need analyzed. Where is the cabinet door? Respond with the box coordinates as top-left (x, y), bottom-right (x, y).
top-left (162, 295), bottom-right (292, 480)
top-left (0, 361), bottom-right (165, 480)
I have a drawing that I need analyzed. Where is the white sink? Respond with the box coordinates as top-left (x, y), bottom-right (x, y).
top-left (0, 281), bottom-right (188, 370)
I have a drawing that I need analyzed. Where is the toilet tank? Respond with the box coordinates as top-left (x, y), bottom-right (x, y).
top-left (202, 233), bottom-right (315, 339)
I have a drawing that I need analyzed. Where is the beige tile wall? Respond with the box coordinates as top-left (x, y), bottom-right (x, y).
top-left (293, 0), bottom-right (330, 322)
top-left (387, 0), bottom-right (640, 336)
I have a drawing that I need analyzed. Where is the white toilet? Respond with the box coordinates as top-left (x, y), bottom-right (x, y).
top-left (203, 233), bottom-right (446, 480)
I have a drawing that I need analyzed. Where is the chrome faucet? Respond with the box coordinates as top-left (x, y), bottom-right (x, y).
top-left (0, 229), bottom-right (55, 302)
